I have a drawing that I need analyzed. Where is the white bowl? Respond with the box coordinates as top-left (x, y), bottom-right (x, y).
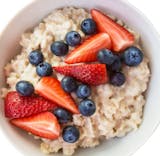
top-left (0, 0), bottom-right (160, 156)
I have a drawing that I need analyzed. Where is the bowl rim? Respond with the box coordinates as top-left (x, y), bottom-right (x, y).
top-left (0, 0), bottom-right (160, 156)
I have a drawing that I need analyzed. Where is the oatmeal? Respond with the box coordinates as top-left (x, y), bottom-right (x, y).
top-left (2, 7), bottom-right (150, 156)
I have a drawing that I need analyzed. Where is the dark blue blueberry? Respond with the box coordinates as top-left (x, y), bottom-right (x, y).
top-left (110, 72), bottom-right (126, 86)
top-left (36, 62), bottom-right (53, 77)
top-left (16, 81), bottom-right (34, 96)
top-left (50, 41), bottom-right (69, 56)
top-left (76, 84), bottom-right (91, 99)
top-left (97, 49), bottom-right (117, 65)
top-left (54, 108), bottom-right (72, 124)
top-left (65, 31), bottom-right (81, 47)
top-left (110, 56), bottom-right (122, 72)
top-left (79, 99), bottom-right (96, 116)
top-left (81, 18), bottom-right (97, 35)
top-left (28, 50), bottom-right (44, 66)
top-left (123, 46), bottom-right (143, 66)
top-left (62, 126), bottom-right (80, 143)
top-left (61, 76), bottom-right (77, 93)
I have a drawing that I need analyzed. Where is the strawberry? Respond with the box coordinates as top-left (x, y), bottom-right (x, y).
top-left (5, 91), bottom-right (57, 119)
top-left (65, 33), bottom-right (111, 64)
top-left (53, 64), bottom-right (108, 85)
top-left (36, 77), bottom-right (79, 114)
top-left (91, 9), bottom-right (135, 52)
top-left (11, 112), bottom-right (60, 139)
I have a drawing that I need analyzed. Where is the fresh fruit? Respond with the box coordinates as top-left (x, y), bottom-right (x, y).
top-left (123, 46), bottom-right (143, 66)
top-left (97, 49), bottom-right (116, 65)
top-left (11, 112), bottom-right (60, 139)
top-left (54, 64), bottom-right (108, 85)
top-left (50, 41), bottom-right (69, 56)
top-left (81, 18), bottom-right (97, 35)
top-left (110, 56), bottom-right (122, 72)
top-left (76, 84), bottom-right (91, 99)
top-left (78, 99), bottom-right (96, 116)
top-left (61, 76), bottom-right (77, 93)
top-left (36, 62), bottom-right (53, 77)
top-left (62, 125), bottom-right (80, 143)
top-left (91, 9), bottom-right (135, 52)
top-left (16, 81), bottom-right (34, 96)
top-left (65, 31), bottom-right (81, 47)
top-left (5, 91), bottom-right (57, 118)
top-left (65, 33), bottom-right (111, 64)
top-left (28, 50), bottom-right (44, 66)
top-left (110, 72), bottom-right (126, 86)
top-left (53, 108), bottom-right (72, 124)
top-left (36, 77), bottom-right (79, 114)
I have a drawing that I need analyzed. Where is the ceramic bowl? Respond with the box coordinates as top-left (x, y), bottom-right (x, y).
top-left (0, 0), bottom-right (160, 156)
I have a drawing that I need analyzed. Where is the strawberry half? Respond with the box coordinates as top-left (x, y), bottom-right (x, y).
top-left (65, 33), bottom-right (111, 64)
top-left (5, 91), bottom-right (57, 119)
top-left (11, 112), bottom-right (60, 139)
top-left (54, 64), bottom-right (108, 85)
top-left (91, 9), bottom-right (135, 52)
top-left (36, 77), bottom-right (79, 114)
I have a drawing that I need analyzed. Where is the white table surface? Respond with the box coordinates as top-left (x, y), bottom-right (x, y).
top-left (0, 0), bottom-right (160, 156)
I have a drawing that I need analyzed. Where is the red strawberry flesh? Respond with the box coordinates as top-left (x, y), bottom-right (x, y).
top-left (53, 64), bottom-right (108, 85)
top-left (65, 33), bottom-right (111, 64)
top-left (5, 91), bottom-right (57, 119)
top-left (36, 77), bottom-right (79, 114)
top-left (91, 9), bottom-right (135, 52)
top-left (11, 112), bottom-right (60, 139)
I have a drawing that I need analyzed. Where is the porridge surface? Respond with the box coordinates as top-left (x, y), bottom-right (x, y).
top-left (2, 7), bottom-right (150, 155)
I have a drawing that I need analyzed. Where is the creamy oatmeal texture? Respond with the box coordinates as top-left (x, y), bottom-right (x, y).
top-left (2, 7), bottom-right (150, 155)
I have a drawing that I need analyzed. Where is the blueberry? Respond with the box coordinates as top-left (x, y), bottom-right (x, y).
top-left (81, 18), bottom-right (97, 35)
top-left (110, 56), bottom-right (122, 72)
top-left (50, 41), bottom-right (69, 56)
top-left (28, 50), bottom-right (44, 66)
top-left (62, 126), bottom-right (80, 143)
top-left (76, 85), bottom-right (91, 99)
top-left (36, 62), bottom-right (53, 77)
top-left (79, 99), bottom-right (96, 116)
top-left (61, 76), bottom-right (77, 93)
top-left (97, 49), bottom-right (117, 65)
top-left (123, 46), bottom-right (143, 66)
top-left (110, 72), bottom-right (126, 86)
top-left (54, 108), bottom-right (72, 124)
top-left (16, 80), bottom-right (34, 96)
top-left (65, 31), bottom-right (81, 47)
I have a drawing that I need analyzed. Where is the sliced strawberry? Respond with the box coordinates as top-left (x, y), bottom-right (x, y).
top-left (36, 77), bottom-right (79, 114)
top-left (5, 91), bottom-right (57, 119)
top-left (54, 64), bottom-right (108, 85)
top-left (65, 33), bottom-right (111, 64)
top-left (11, 112), bottom-right (60, 139)
top-left (91, 9), bottom-right (135, 52)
